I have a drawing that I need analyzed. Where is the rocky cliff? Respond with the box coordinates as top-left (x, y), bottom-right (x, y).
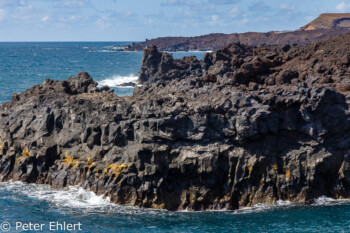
top-left (2, 33), bottom-right (350, 211)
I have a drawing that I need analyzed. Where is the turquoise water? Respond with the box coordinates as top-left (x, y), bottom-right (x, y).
top-left (1, 42), bottom-right (350, 232)
top-left (1, 182), bottom-right (350, 233)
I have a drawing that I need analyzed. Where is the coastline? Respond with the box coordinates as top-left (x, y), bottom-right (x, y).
top-left (2, 32), bottom-right (350, 211)
top-left (2, 180), bottom-right (350, 213)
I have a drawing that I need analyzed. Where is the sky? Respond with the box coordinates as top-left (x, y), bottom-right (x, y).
top-left (0, 0), bottom-right (349, 41)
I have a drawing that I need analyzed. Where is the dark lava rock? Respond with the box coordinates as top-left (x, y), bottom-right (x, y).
top-left (2, 33), bottom-right (350, 211)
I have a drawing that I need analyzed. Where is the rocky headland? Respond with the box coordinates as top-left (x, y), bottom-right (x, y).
top-left (1, 32), bottom-right (350, 211)
top-left (125, 13), bottom-right (350, 52)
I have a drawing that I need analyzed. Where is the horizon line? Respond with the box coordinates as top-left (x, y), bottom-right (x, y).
top-left (0, 41), bottom-right (141, 43)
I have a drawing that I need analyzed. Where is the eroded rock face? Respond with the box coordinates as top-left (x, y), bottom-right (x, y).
top-left (139, 33), bottom-right (350, 91)
top-left (2, 33), bottom-right (350, 211)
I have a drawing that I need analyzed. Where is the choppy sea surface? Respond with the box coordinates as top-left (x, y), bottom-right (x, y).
top-left (1, 181), bottom-right (350, 233)
top-left (1, 42), bottom-right (350, 232)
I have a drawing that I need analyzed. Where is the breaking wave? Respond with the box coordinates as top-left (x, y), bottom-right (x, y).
top-left (98, 75), bottom-right (138, 87)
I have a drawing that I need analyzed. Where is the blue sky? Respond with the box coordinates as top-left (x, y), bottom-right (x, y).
top-left (0, 0), bottom-right (349, 41)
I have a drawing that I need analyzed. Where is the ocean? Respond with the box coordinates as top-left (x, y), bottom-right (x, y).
top-left (0, 42), bottom-right (205, 104)
top-left (0, 42), bottom-right (350, 233)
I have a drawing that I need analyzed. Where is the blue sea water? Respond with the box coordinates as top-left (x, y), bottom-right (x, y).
top-left (0, 42), bottom-right (205, 104)
top-left (1, 42), bottom-right (350, 232)
top-left (1, 182), bottom-right (350, 233)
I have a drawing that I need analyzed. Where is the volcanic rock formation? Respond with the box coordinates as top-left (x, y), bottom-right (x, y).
top-left (2, 33), bottom-right (350, 211)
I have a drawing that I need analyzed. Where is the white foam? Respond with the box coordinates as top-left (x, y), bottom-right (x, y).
top-left (0, 181), bottom-right (165, 215)
top-left (98, 75), bottom-right (138, 87)
top-left (3, 181), bottom-right (350, 215)
top-left (232, 200), bottom-right (294, 215)
top-left (0, 181), bottom-right (111, 209)
top-left (98, 50), bottom-right (118, 53)
top-left (313, 195), bottom-right (350, 206)
top-left (166, 50), bottom-right (212, 53)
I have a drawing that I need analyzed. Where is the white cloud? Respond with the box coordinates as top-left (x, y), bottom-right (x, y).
top-left (209, 14), bottom-right (223, 26)
top-left (229, 5), bottom-right (240, 18)
top-left (41, 15), bottom-right (50, 22)
top-left (336, 2), bottom-right (350, 12)
top-left (211, 15), bottom-right (219, 21)
top-left (147, 18), bottom-right (154, 24)
top-left (95, 16), bottom-right (111, 30)
top-left (280, 3), bottom-right (295, 10)
top-left (210, 0), bottom-right (240, 4)
top-left (59, 0), bottom-right (89, 8)
top-left (161, 0), bottom-right (191, 6)
top-left (0, 9), bottom-right (6, 21)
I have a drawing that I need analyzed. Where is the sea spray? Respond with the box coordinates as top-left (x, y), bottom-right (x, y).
top-left (98, 75), bottom-right (138, 87)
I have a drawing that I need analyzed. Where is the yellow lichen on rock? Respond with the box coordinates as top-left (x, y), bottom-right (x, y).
top-left (338, 167), bottom-right (343, 180)
top-left (64, 154), bottom-right (74, 165)
top-left (22, 148), bottom-right (30, 157)
top-left (273, 164), bottom-right (278, 171)
top-left (248, 167), bottom-right (252, 175)
top-left (63, 154), bottom-right (80, 169)
top-left (285, 168), bottom-right (291, 180)
top-left (15, 147), bottom-right (31, 163)
top-left (0, 138), bottom-right (4, 156)
top-left (0, 138), bottom-right (4, 150)
top-left (101, 163), bottom-right (128, 178)
top-left (260, 174), bottom-right (264, 185)
top-left (85, 157), bottom-right (96, 172)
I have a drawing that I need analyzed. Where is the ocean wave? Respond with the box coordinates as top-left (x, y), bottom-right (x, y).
top-left (2, 181), bottom-right (350, 215)
top-left (98, 75), bottom-right (138, 87)
top-left (234, 200), bottom-right (293, 215)
top-left (97, 50), bottom-right (119, 53)
top-left (0, 181), bottom-right (166, 215)
top-left (0, 181), bottom-right (111, 209)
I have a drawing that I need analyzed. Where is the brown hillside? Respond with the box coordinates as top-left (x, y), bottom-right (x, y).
top-left (300, 13), bottom-right (350, 30)
top-left (126, 13), bottom-right (350, 51)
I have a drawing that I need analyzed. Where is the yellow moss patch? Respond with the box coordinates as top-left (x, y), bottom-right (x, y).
top-left (273, 164), bottom-right (278, 171)
top-left (15, 147), bottom-right (31, 163)
top-left (260, 174), bottom-right (264, 185)
top-left (22, 148), bottom-right (30, 157)
top-left (85, 157), bottom-right (96, 172)
top-left (0, 138), bottom-right (4, 156)
top-left (0, 138), bottom-right (4, 150)
top-left (152, 203), bottom-right (165, 209)
top-left (338, 167), bottom-right (343, 180)
top-left (101, 163), bottom-right (128, 179)
top-left (285, 168), bottom-right (291, 180)
top-left (63, 154), bottom-right (80, 169)
top-left (64, 154), bottom-right (74, 165)
top-left (248, 167), bottom-right (252, 175)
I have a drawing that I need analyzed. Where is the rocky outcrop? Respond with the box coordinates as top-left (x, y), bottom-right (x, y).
top-left (138, 46), bottom-right (202, 84)
top-left (2, 33), bottom-right (350, 211)
top-left (138, 34), bottom-right (350, 91)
